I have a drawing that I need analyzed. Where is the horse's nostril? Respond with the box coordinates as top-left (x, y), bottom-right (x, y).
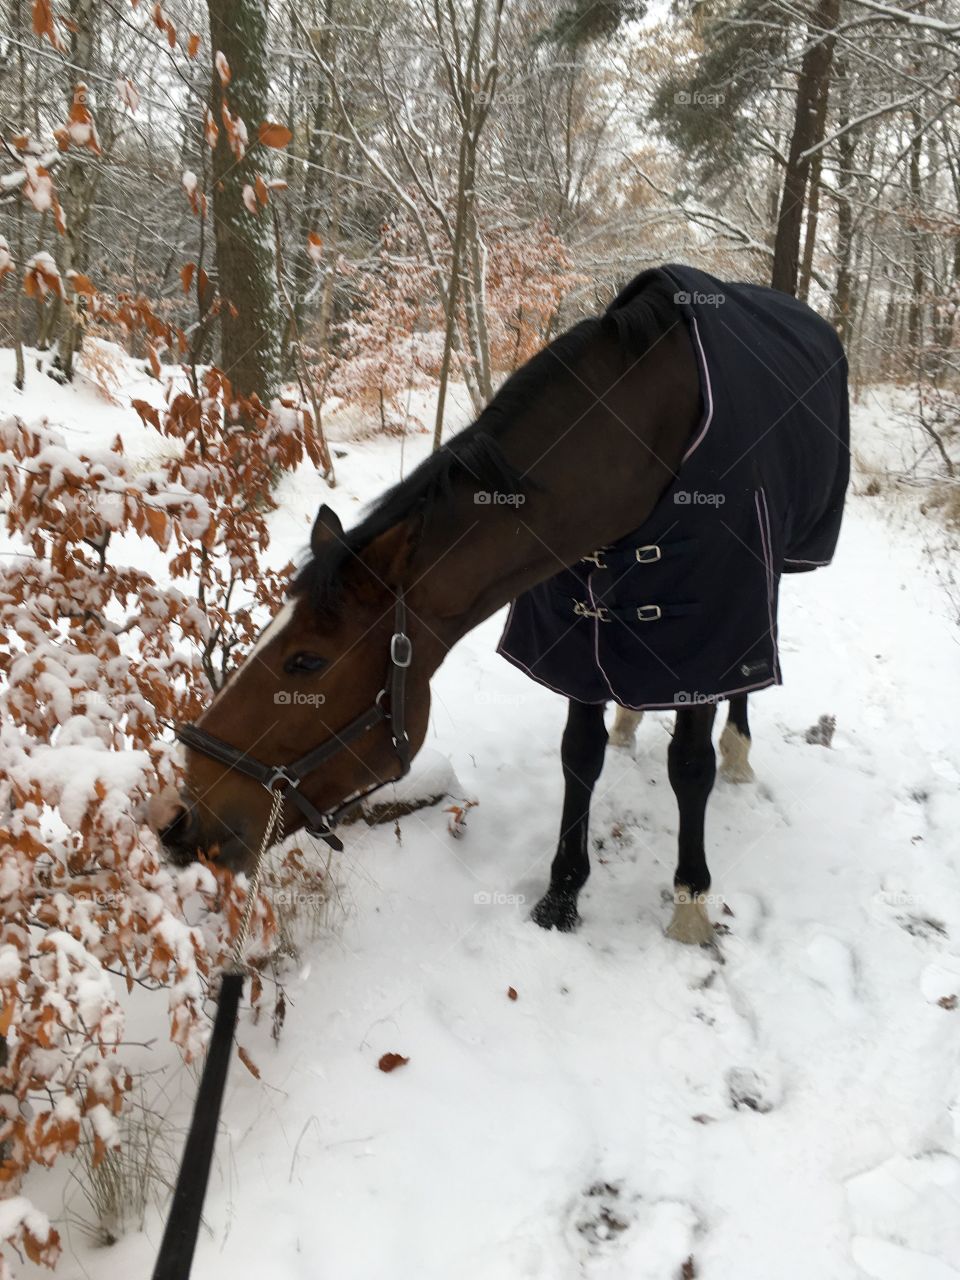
top-left (158, 805), bottom-right (198, 858)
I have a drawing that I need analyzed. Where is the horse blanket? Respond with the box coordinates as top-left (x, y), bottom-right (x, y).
top-left (497, 263), bottom-right (850, 709)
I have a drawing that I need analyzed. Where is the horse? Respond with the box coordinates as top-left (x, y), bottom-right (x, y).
top-left (151, 263), bottom-right (849, 946)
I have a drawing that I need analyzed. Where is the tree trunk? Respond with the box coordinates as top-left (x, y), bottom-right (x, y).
top-left (797, 147), bottom-right (822, 303)
top-left (292, 0), bottom-right (334, 351)
top-left (830, 63), bottom-right (857, 343)
top-left (56, 0), bottom-right (96, 380)
top-left (206, 0), bottom-right (283, 403)
top-left (770, 0), bottom-right (840, 295)
top-left (907, 109), bottom-right (925, 364)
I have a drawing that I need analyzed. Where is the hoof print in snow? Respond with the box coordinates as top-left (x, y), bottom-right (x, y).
top-left (899, 914), bottom-right (948, 940)
top-left (805, 713), bottom-right (836, 746)
top-left (726, 1066), bottom-right (777, 1114)
top-left (531, 889), bottom-right (581, 932)
top-left (575, 1181), bottom-right (634, 1249)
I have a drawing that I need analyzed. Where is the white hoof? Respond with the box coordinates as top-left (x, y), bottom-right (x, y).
top-left (666, 886), bottom-right (715, 945)
top-left (609, 707), bottom-right (643, 749)
top-left (719, 722), bottom-right (754, 783)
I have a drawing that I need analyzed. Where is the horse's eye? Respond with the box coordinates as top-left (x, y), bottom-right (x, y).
top-left (283, 652), bottom-right (326, 674)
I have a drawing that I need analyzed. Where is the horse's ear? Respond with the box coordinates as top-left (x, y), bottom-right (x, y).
top-left (310, 505), bottom-right (343, 558)
top-left (355, 521), bottom-right (417, 590)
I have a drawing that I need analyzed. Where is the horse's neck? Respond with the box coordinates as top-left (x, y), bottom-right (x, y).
top-left (409, 325), bottom-right (699, 648)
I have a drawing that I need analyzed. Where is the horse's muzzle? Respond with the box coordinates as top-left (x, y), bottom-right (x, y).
top-left (153, 798), bottom-right (203, 866)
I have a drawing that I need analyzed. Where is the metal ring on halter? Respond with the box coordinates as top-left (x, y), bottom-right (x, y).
top-left (391, 632), bottom-right (412, 667)
top-left (266, 766), bottom-right (298, 793)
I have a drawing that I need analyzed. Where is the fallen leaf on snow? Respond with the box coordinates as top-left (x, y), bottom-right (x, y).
top-left (378, 1052), bottom-right (409, 1073)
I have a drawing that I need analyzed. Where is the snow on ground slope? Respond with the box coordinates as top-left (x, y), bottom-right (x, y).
top-left (8, 363), bottom-right (960, 1280)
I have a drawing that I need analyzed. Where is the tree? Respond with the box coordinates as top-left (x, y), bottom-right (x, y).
top-left (206, 0), bottom-right (283, 403)
top-left (770, 0), bottom-right (840, 294)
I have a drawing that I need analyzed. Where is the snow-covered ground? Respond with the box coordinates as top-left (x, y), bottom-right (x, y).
top-left (7, 355), bottom-right (960, 1279)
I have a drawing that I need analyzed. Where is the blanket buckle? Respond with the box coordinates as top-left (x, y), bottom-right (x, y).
top-left (574, 600), bottom-right (610, 622)
top-left (581, 550), bottom-right (607, 569)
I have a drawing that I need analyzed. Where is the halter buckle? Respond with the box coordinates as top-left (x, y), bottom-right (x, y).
top-left (635, 544), bottom-right (661, 563)
top-left (636, 604), bottom-right (662, 622)
top-left (266, 765), bottom-right (299, 793)
top-left (390, 632), bottom-right (412, 668)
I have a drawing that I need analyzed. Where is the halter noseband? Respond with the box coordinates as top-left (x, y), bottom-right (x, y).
top-left (175, 591), bottom-right (413, 854)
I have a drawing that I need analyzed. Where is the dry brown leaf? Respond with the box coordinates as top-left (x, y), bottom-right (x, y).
top-left (378, 1052), bottom-right (409, 1073)
top-left (258, 121), bottom-right (293, 149)
top-left (238, 1045), bottom-right (261, 1078)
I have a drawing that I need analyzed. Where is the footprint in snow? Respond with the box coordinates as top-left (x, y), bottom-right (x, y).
top-left (570, 1180), bottom-right (701, 1277)
top-left (899, 914), bottom-right (949, 941)
top-left (574, 1181), bottom-right (635, 1251)
top-left (726, 1065), bottom-right (782, 1114)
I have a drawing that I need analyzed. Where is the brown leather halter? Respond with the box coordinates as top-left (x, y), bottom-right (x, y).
top-left (175, 591), bottom-right (413, 853)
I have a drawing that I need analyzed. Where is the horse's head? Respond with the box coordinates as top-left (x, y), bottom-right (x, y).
top-left (151, 506), bottom-right (437, 871)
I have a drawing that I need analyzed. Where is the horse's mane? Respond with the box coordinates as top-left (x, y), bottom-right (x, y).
top-left (293, 270), bottom-right (679, 615)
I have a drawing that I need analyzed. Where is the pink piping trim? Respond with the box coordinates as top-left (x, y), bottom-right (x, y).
top-left (613, 676), bottom-right (779, 713)
top-left (755, 488), bottom-right (782, 683)
top-left (681, 313), bottom-right (714, 463)
top-left (586, 571), bottom-right (618, 702)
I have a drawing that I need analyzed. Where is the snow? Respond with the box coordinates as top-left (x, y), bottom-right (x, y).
top-left (5, 355), bottom-right (960, 1280)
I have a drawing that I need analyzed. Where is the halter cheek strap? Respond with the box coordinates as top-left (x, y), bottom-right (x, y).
top-left (175, 591), bottom-right (413, 853)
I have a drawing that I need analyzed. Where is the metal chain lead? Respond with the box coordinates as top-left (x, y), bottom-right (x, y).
top-left (229, 786), bottom-right (285, 974)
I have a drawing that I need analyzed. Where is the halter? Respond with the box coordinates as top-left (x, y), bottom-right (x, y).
top-left (175, 591), bottom-right (413, 854)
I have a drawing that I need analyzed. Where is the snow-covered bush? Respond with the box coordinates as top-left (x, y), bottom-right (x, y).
top-left (0, 367), bottom-right (327, 1275)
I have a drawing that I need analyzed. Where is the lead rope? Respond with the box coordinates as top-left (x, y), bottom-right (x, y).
top-left (151, 788), bottom-right (286, 1280)
top-left (229, 785), bottom-right (285, 971)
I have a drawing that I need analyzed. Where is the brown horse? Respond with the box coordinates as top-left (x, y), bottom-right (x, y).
top-left (152, 265), bottom-right (848, 944)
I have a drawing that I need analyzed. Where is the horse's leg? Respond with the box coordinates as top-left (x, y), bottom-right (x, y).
top-left (531, 699), bottom-right (607, 932)
top-left (609, 706), bottom-right (644, 749)
top-left (666, 704), bottom-right (718, 945)
top-left (719, 692), bottom-right (754, 783)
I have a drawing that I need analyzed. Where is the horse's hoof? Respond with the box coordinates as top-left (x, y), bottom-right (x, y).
top-left (719, 723), bottom-right (755, 783)
top-left (531, 889), bottom-right (581, 932)
top-left (609, 707), bottom-right (643, 749)
top-left (666, 886), bottom-right (715, 946)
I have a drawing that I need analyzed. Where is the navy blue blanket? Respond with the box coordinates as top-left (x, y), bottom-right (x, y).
top-left (498, 264), bottom-right (850, 709)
